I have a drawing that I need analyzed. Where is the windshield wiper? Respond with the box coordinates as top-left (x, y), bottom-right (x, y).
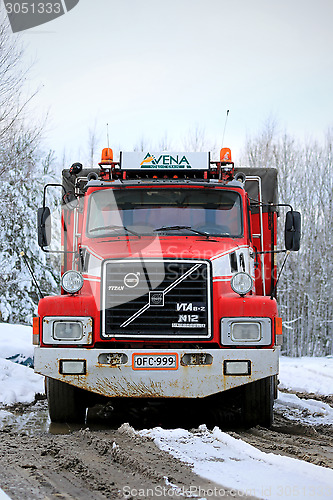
top-left (90, 224), bottom-right (141, 238)
top-left (154, 225), bottom-right (210, 239)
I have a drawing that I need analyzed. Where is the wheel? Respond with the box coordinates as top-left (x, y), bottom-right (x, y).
top-left (241, 376), bottom-right (274, 428)
top-left (46, 377), bottom-right (87, 423)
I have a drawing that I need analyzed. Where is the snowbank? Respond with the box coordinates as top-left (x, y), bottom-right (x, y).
top-left (279, 356), bottom-right (333, 395)
top-left (0, 358), bottom-right (44, 405)
top-left (0, 323), bottom-right (34, 365)
top-left (276, 391), bottom-right (333, 426)
top-left (0, 323), bottom-right (44, 405)
top-left (140, 425), bottom-right (333, 500)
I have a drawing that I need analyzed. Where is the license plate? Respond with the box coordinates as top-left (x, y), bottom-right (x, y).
top-left (132, 353), bottom-right (178, 370)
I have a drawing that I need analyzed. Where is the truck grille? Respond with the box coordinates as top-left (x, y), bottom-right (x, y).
top-left (102, 259), bottom-right (211, 339)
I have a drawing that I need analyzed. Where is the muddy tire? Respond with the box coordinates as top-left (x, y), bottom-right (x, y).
top-left (241, 376), bottom-right (274, 428)
top-left (46, 377), bottom-right (87, 424)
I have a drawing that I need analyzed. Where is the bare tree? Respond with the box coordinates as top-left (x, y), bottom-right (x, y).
top-left (86, 121), bottom-right (100, 167)
top-left (158, 132), bottom-right (173, 151)
top-left (243, 124), bottom-right (333, 356)
top-left (0, 8), bottom-right (39, 160)
top-left (133, 136), bottom-right (149, 152)
top-left (183, 125), bottom-right (218, 154)
top-left (183, 125), bottom-right (207, 152)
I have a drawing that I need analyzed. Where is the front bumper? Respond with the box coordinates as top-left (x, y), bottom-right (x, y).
top-left (34, 347), bottom-right (279, 399)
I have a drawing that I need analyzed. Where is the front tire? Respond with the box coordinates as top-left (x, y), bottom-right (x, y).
top-left (46, 377), bottom-right (87, 424)
top-left (241, 376), bottom-right (274, 428)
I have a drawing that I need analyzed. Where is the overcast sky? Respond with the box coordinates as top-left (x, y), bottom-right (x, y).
top-left (19, 0), bottom-right (333, 164)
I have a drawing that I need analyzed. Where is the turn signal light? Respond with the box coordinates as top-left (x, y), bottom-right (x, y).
top-left (275, 317), bottom-right (283, 345)
top-left (32, 317), bottom-right (40, 345)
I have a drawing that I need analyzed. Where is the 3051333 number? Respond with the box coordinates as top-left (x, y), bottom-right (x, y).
top-left (5, 3), bottom-right (62, 15)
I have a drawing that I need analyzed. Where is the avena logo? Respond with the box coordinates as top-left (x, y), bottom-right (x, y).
top-left (140, 153), bottom-right (191, 169)
top-left (4, 0), bottom-right (80, 33)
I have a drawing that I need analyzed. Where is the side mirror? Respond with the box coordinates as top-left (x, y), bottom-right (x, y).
top-left (37, 207), bottom-right (51, 248)
top-left (285, 211), bottom-right (301, 251)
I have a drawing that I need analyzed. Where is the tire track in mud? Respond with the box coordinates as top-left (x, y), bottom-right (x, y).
top-left (0, 391), bottom-right (332, 499)
top-left (0, 402), bottom-right (252, 500)
top-left (230, 389), bottom-right (333, 469)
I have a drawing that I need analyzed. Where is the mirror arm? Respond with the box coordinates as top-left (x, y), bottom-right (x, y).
top-left (256, 249), bottom-right (288, 254)
top-left (20, 251), bottom-right (45, 299)
top-left (43, 183), bottom-right (66, 208)
top-left (270, 250), bottom-right (291, 300)
top-left (250, 199), bottom-right (295, 212)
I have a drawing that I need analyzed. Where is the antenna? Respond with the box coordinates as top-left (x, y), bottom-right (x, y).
top-left (106, 123), bottom-right (110, 149)
top-left (222, 109), bottom-right (230, 147)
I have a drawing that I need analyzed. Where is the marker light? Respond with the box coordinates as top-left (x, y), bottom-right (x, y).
top-left (230, 272), bottom-right (253, 296)
top-left (59, 360), bottom-right (86, 375)
top-left (224, 360), bottom-right (251, 376)
top-left (61, 270), bottom-right (84, 294)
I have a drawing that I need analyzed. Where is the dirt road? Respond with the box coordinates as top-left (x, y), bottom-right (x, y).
top-left (0, 390), bottom-right (332, 500)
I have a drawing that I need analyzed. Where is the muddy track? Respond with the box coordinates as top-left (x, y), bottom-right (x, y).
top-left (231, 389), bottom-right (333, 469)
top-left (0, 401), bottom-right (252, 500)
top-left (230, 414), bottom-right (333, 469)
top-left (0, 390), bottom-right (332, 500)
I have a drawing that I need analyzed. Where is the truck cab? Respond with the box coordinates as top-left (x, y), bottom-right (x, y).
top-left (34, 148), bottom-right (300, 427)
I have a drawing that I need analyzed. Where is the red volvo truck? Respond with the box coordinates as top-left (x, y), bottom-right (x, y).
top-left (34, 148), bottom-right (301, 426)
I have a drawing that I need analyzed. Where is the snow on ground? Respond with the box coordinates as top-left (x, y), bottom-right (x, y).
top-left (279, 356), bottom-right (333, 396)
top-left (140, 425), bottom-right (333, 499)
top-left (276, 391), bottom-right (333, 427)
top-left (0, 323), bottom-right (44, 405)
top-left (0, 323), bottom-right (34, 364)
top-left (0, 358), bottom-right (44, 405)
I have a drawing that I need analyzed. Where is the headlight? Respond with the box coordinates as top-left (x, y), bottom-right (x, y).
top-left (61, 270), bottom-right (84, 294)
top-left (230, 272), bottom-right (253, 296)
top-left (231, 322), bottom-right (261, 341)
top-left (53, 321), bottom-right (83, 341)
top-left (221, 317), bottom-right (272, 346)
top-left (42, 317), bottom-right (93, 345)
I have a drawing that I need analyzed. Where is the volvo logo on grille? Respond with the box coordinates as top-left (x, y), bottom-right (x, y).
top-left (124, 272), bottom-right (140, 288)
top-left (149, 291), bottom-right (164, 306)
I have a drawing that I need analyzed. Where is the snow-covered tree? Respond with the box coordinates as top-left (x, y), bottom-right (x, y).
top-left (0, 10), bottom-right (60, 324)
top-left (0, 128), bottom-right (60, 324)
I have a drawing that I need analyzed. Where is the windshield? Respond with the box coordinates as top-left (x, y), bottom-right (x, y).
top-left (87, 188), bottom-right (243, 238)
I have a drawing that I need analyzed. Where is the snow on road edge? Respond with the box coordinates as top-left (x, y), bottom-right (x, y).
top-left (279, 356), bottom-right (333, 396)
top-left (0, 358), bottom-right (44, 405)
top-left (140, 425), bottom-right (333, 500)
